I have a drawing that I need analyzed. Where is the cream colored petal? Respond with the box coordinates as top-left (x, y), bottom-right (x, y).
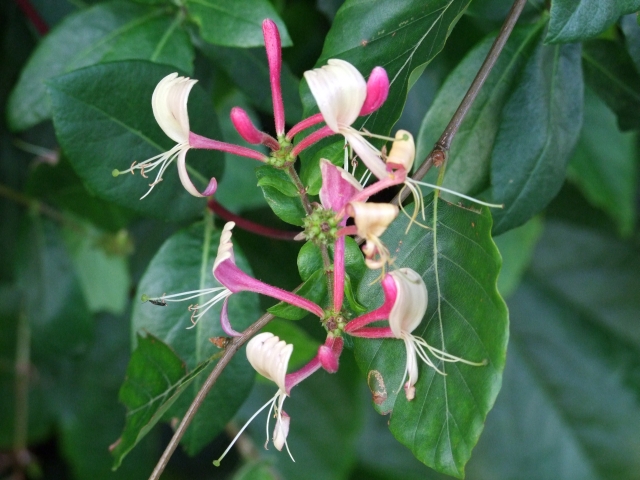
top-left (349, 202), bottom-right (399, 239)
top-left (213, 222), bottom-right (236, 271)
top-left (176, 146), bottom-right (202, 197)
top-left (386, 130), bottom-right (415, 171)
top-left (152, 73), bottom-right (197, 144)
top-left (304, 59), bottom-right (366, 132)
top-left (273, 411), bottom-right (290, 451)
top-left (246, 332), bottom-right (293, 392)
top-left (388, 268), bottom-right (428, 338)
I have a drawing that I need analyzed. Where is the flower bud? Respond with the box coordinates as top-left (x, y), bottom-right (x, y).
top-left (318, 345), bottom-right (339, 373)
top-left (230, 107), bottom-right (263, 144)
top-left (360, 67), bottom-right (389, 116)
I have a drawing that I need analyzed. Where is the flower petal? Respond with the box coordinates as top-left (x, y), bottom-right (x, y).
top-left (176, 147), bottom-right (216, 197)
top-left (319, 159), bottom-right (362, 212)
top-left (304, 59), bottom-right (366, 132)
top-left (388, 268), bottom-right (428, 338)
top-left (152, 73), bottom-right (197, 144)
top-left (246, 332), bottom-right (293, 392)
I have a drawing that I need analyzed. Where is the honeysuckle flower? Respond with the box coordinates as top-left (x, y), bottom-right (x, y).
top-left (113, 73), bottom-right (269, 199)
top-left (213, 332), bottom-right (294, 465)
top-left (346, 202), bottom-right (399, 269)
top-left (345, 268), bottom-right (485, 401)
top-left (303, 60), bottom-right (390, 178)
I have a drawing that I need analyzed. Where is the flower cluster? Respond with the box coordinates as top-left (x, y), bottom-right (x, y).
top-left (133, 19), bottom-right (486, 464)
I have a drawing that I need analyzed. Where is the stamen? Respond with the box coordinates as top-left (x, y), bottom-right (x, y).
top-left (409, 179), bottom-right (504, 209)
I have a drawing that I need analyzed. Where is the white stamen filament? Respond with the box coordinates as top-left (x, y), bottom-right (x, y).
top-left (146, 286), bottom-right (231, 329)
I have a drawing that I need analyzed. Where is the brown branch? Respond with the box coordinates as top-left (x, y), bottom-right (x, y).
top-left (396, 0), bottom-right (529, 207)
top-left (148, 312), bottom-right (275, 480)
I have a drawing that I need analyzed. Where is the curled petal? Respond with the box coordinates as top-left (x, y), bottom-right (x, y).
top-left (386, 130), bottom-right (415, 171)
top-left (214, 222), bottom-right (236, 271)
top-left (273, 411), bottom-right (290, 451)
top-left (319, 159), bottom-right (362, 212)
top-left (388, 268), bottom-right (428, 338)
top-left (360, 67), bottom-right (389, 116)
top-left (304, 59), bottom-right (366, 133)
top-left (177, 148), bottom-right (217, 197)
top-left (347, 201), bottom-right (399, 239)
top-left (246, 332), bottom-right (292, 392)
top-left (152, 73), bottom-right (197, 144)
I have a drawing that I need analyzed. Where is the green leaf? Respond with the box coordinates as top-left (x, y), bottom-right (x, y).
top-left (490, 41), bottom-right (583, 234)
top-left (16, 216), bottom-right (92, 355)
top-left (465, 0), bottom-right (545, 21)
top-left (61, 217), bottom-right (131, 315)
top-left (232, 461), bottom-right (279, 480)
top-left (199, 43), bottom-right (303, 124)
top-left (315, 0), bottom-right (471, 137)
top-left (26, 157), bottom-right (137, 232)
top-left (267, 269), bottom-right (327, 320)
top-left (111, 333), bottom-right (212, 468)
top-left (131, 217), bottom-right (260, 455)
top-left (297, 237), bottom-right (365, 285)
top-left (354, 194), bottom-right (508, 478)
top-left (582, 39), bottom-right (640, 131)
top-left (185, 0), bottom-right (291, 48)
top-left (417, 21), bottom-right (546, 196)
top-left (494, 216), bottom-right (544, 298)
top-left (466, 220), bottom-right (640, 480)
top-left (546, 0), bottom-right (640, 44)
top-left (7, 1), bottom-right (193, 131)
top-left (49, 61), bottom-right (224, 221)
top-left (621, 14), bottom-right (640, 73)
top-left (299, 142), bottom-right (344, 195)
top-left (567, 88), bottom-right (638, 236)
top-left (256, 165), bottom-right (306, 226)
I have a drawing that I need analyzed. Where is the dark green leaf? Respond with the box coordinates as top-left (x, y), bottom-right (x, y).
top-left (232, 461), bottom-right (279, 480)
top-left (256, 165), bottom-right (306, 226)
top-left (299, 142), bottom-right (344, 195)
top-left (466, 220), bottom-right (640, 480)
top-left (621, 14), bottom-right (640, 73)
top-left (8, 1), bottom-right (193, 131)
top-left (60, 313), bottom-right (158, 479)
top-left (567, 88), bottom-right (638, 236)
top-left (61, 217), bottom-right (131, 315)
top-left (131, 217), bottom-right (260, 455)
top-left (417, 21), bottom-right (546, 195)
top-left (317, 0), bottom-right (471, 135)
top-left (185, 0), bottom-right (291, 48)
top-left (490, 41), bottom-right (583, 234)
top-left (354, 194), bottom-right (508, 478)
top-left (494, 217), bottom-right (543, 298)
top-left (199, 43), bottom-right (302, 124)
top-left (296, 237), bottom-right (365, 286)
top-left (546, 0), bottom-right (640, 44)
top-left (16, 216), bottom-right (92, 355)
top-left (465, 0), bottom-right (544, 22)
top-left (112, 333), bottom-right (211, 467)
top-left (582, 39), bottom-right (640, 131)
top-left (49, 61), bottom-right (224, 221)
top-left (267, 269), bottom-right (327, 320)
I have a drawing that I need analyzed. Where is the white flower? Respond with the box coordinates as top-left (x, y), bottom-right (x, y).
top-left (346, 201), bottom-right (399, 269)
top-left (305, 60), bottom-right (388, 180)
top-left (213, 332), bottom-right (295, 466)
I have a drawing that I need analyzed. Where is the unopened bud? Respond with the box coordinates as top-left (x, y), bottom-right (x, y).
top-left (230, 107), bottom-right (263, 144)
top-left (318, 345), bottom-right (339, 373)
top-left (360, 67), bottom-right (389, 115)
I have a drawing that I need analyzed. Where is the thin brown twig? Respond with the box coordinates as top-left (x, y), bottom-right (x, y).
top-left (148, 1), bottom-right (529, 477)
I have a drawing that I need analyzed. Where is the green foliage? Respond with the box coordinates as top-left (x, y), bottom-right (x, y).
top-left (355, 194), bottom-right (508, 478)
top-left (3, 0), bottom-right (640, 479)
top-left (8, 1), bottom-right (193, 131)
top-left (546, 0), bottom-right (640, 44)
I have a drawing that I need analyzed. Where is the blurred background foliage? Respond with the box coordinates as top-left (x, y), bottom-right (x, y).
top-left (1, 0), bottom-right (640, 479)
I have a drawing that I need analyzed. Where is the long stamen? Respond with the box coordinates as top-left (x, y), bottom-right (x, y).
top-left (186, 290), bottom-right (233, 329)
top-left (213, 391), bottom-right (280, 467)
top-left (410, 179), bottom-right (504, 208)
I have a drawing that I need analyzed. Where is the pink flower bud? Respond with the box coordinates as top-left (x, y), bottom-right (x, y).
top-left (318, 345), bottom-right (339, 373)
top-left (230, 107), bottom-right (263, 144)
top-left (360, 67), bottom-right (389, 116)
